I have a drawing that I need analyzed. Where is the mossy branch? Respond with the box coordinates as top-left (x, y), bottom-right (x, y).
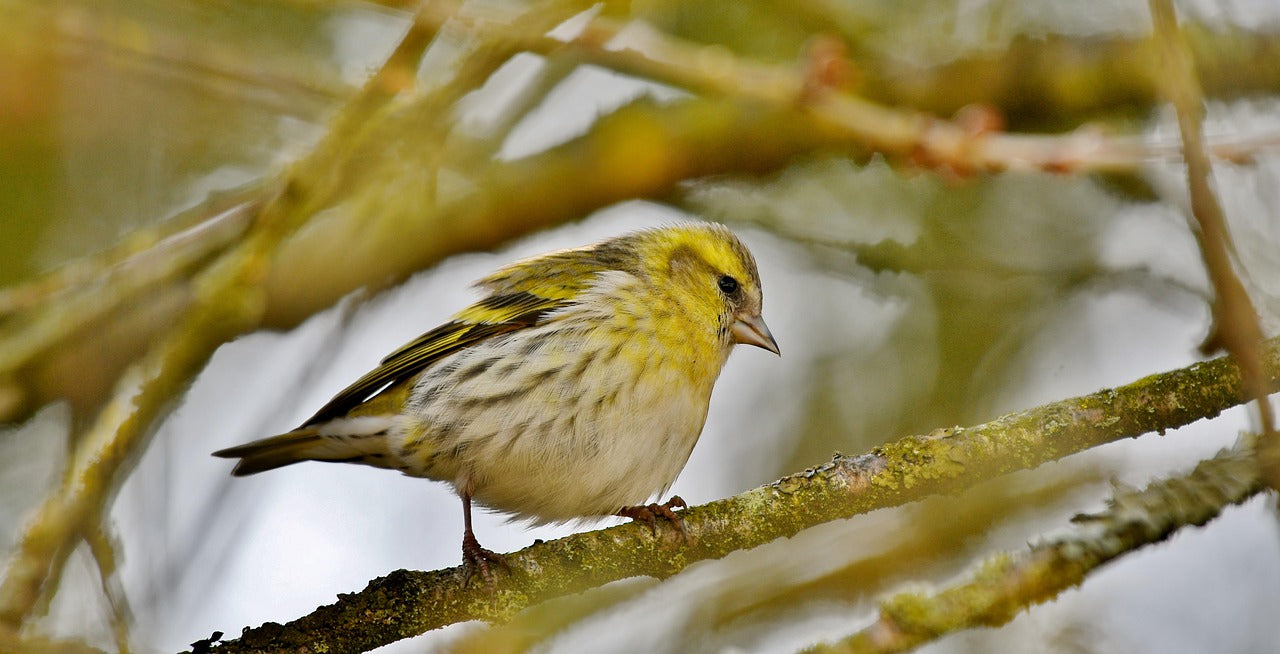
top-left (203, 337), bottom-right (1280, 654)
top-left (806, 446), bottom-right (1263, 653)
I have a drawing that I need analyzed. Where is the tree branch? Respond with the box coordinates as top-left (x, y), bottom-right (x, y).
top-left (859, 25), bottom-right (1280, 128)
top-left (436, 6), bottom-right (1280, 176)
top-left (203, 336), bottom-right (1280, 654)
top-left (0, 0), bottom-right (456, 628)
top-left (806, 445), bottom-right (1263, 653)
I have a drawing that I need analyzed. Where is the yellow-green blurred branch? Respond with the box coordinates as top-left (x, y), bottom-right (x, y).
top-left (46, 3), bottom-right (349, 118)
top-left (84, 525), bottom-right (132, 654)
top-left (0, 1), bottom-right (451, 628)
top-left (0, 626), bottom-right (107, 654)
top-left (0, 0), bottom-right (596, 426)
top-left (0, 195), bottom-right (259, 417)
top-left (860, 25), bottom-right (1280, 129)
top-left (0, 181), bottom-right (306, 632)
top-left (439, 7), bottom-right (1280, 176)
top-left (0, 94), bottom-right (842, 427)
top-left (410, 0), bottom-right (1280, 127)
top-left (205, 336), bottom-right (1280, 654)
top-left (80, 0), bottom-right (1280, 130)
top-left (0, 183), bottom-right (262, 318)
top-left (805, 447), bottom-right (1262, 654)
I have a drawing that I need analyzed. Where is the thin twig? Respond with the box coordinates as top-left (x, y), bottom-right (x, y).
top-left (1148, 0), bottom-right (1277, 486)
top-left (85, 525), bottom-right (133, 654)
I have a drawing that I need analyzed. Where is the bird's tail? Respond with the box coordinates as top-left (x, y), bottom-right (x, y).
top-left (213, 419), bottom-right (397, 476)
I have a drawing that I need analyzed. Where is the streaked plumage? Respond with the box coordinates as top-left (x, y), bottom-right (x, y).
top-left (214, 223), bottom-right (778, 582)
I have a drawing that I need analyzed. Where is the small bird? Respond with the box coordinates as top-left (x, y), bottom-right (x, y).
top-left (213, 223), bottom-right (779, 586)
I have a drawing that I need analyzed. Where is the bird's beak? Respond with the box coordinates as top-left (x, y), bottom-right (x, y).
top-left (731, 313), bottom-right (780, 355)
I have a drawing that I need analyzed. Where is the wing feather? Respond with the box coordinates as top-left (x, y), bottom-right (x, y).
top-left (302, 291), bottom-right (566, 426)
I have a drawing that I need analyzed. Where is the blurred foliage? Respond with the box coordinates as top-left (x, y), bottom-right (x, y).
top-left (0, 0), bottom-right (342, 286)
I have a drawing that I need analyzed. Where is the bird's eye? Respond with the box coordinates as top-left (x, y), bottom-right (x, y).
top-left (717, 275), bottom-right (740, 295)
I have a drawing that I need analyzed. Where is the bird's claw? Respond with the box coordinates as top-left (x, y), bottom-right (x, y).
top-left (617, 495), bottom-right (689, 542)
top-left (461, 531), bottom-right (509, 591)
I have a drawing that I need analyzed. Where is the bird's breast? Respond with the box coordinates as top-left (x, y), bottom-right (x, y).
top-left (395, 305), bottom-right (725, 522)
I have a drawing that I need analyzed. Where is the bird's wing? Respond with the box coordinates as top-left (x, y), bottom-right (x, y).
top-left (475, 243), bottom-right (639, 298)
top-left (301, 290), bottom-right (568, 426)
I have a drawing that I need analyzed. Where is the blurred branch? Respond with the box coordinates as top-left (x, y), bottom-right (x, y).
top-left (0, 180), bottom-right (303, 630)
top-left (55, 0), bottom-right (1280, 130)
top-left (327, 0), bottom-right (1280, 128)
top-left (0, 0), bottom-right (599, 426)
top-left (1148, 0), bottom-right (1277, 485)
top-left (49, 4), bottom-right (348, 119)
top-left (7, 3), bottom-right (1279, 427)
top-left (806, 446), bottom-right (1263, 654)
top-left (464, 53), bottom-right (581, 160)
top-left (438, 7), bottom-right (1280, 176)
top-left (205, 336), bottom-right (1280, 654)
top-left (85, 525), bottom-right (132, 654)
top-left (0, 627), bottom-right (107, 654)
top-left (0, 101), bottom-right (835, 425)
top-left (0, 182), bottom-right (263, 318)
top-left (9, 7), bottom-right (1279, 428)
top-left (0, 192), bottom-right (259, 417)
top-left (860, 25), bottom-right (1280, 128)
top-left (0, 0), bottom-right (454, 630)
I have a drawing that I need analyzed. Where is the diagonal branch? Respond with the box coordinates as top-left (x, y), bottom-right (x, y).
top-left (805, 445), bottom-right (1263, 654)
top-left (204, 336), bottom-right (1280, 654)
top-left (0, 2), bottom-right (452, 629)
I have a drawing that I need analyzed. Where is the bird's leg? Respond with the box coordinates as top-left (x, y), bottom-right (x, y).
top-left (460, 490), bottom-right (508, 590)
top-left (617, 495), bottom-right (689, 541)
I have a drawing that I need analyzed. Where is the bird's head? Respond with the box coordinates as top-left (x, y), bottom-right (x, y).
top-left (634, 223), bottom-right (780, 356)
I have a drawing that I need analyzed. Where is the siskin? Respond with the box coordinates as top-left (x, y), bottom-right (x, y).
top-left (213, 223), bottom-right (779, 585)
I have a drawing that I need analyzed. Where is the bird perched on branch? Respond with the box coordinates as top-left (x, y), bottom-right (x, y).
top-left (213, 223), bottom-right (779, 586)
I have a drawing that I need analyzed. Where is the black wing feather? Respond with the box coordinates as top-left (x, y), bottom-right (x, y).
top-left (301, 291), bottom-right (563, 426)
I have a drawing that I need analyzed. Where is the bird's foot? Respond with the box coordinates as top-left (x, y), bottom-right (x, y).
top-left (461, 529), bottom-right (509, 591)
top-left (617, 495), bottom-right (689, 542)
